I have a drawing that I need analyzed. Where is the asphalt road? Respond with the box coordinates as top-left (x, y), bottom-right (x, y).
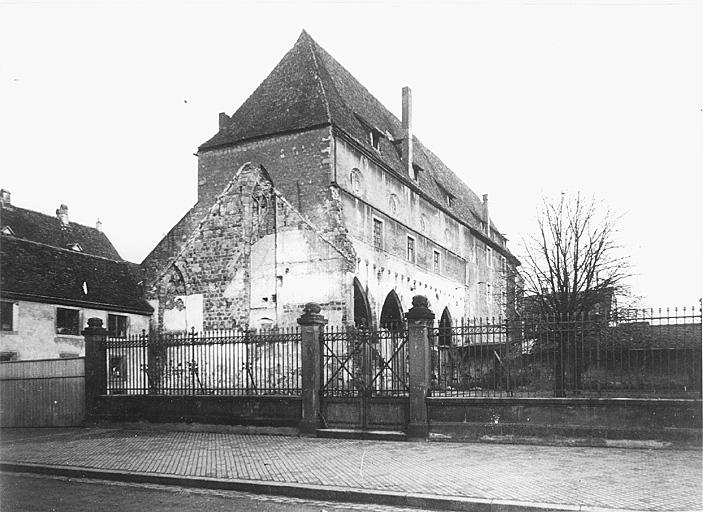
top-left (0, 472), bottom-right (422, 512)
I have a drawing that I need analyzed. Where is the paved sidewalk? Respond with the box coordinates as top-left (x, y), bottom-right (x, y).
top-left (1, 428), bottom-right (701, 512)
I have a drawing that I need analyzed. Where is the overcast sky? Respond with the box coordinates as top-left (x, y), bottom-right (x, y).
top-left (1, 0), bottom-right (701, 308)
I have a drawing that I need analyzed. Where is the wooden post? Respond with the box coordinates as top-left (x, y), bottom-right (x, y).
top-left (405, 295), bottom-right (434, 439)
top-left (297, 302), bottom-right (327, 435)
top-left (83, 317), bottom-right (108, 419)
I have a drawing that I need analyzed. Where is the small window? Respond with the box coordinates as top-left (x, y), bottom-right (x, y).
top-left (445, 194), bottom-right (453, 207)
top-left (487, 283), bottom-right (492, 305)
top-left (433, 250), bottom-right (441, 273)
top-left (370, 130), bottom-right (381, 151)
top-left (0, 351), bottom-right (18, 362)
top-left (407, 236), bottom-right (416, 263)
top-left (56, 308), bottom-right (80, 335)
top-left (373, 218), bottom-right (383, 250)
top-left (487, 247), bottom-right (493, 268)
top-left (1, 301), bottom-right (14, 331)
top-left (108, 314), bottom-right (128, 338)
top-left (411, 164), bottom-right (421, 182)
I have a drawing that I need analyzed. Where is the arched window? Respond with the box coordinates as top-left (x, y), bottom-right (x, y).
top-left (438, 307), bottom-right (453, 346)
top-left (353, 277), bottom-right (372, 329)
top-left (380, 290), bottom-right (404, 332)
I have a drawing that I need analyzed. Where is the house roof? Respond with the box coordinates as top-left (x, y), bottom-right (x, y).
top-left (0, 204), bottom-right (121, 260)
top-left (0, 236), bottom-right (153, 315)
top-left (200, 30), bottom-right (514, 256)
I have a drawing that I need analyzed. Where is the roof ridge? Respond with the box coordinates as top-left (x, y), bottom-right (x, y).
top-left (1, 234), bottom-right (128, 264)
top-left (1, 204), bottom-right (103, 234)
top-left (302, 32), bottom-right (333, 126)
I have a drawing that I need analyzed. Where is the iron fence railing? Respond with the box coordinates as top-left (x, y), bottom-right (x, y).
top-left (105, 328), bottom-right (301, 396)
top-left (322, 324), bottom-right (409, 397)
top-left (431, 306), bottom-right (702, 398)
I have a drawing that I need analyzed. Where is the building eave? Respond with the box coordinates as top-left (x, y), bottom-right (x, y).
top-left (0, 290), bottom-right (153, 316)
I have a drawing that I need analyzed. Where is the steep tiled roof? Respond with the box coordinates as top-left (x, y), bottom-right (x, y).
top-left (0, 204), bottom-right (121, 260)
top-left (200, 31), bottom-right (512, 253)
top-left (0, 236), bottom-right (152, 314)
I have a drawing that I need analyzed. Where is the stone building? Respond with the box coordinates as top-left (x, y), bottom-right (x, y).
top-left (0, 190), bottom-right (152, 360)
top-left (143, 30), bottom-right (519, 332)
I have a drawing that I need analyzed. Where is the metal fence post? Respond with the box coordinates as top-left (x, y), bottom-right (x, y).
top-left (405, 295), bottom-right (435, 439)
top-left (83, 317), bottom-right (108, 420)
top-left (297, 302), bottom-right (328, 435)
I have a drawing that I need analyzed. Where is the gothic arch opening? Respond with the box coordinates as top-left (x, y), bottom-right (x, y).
top-left (438, 307), bottom-right (453, 346)
top-left (353, 277), bottom-right (372, 329)
top-left (380, 290), bottom-right (404, 332)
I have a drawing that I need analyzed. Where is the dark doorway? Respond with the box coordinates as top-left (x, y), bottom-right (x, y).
top-left (380, 290), bottom-right (404, 332)
top-left (353, 277), bottom-right (372, 329)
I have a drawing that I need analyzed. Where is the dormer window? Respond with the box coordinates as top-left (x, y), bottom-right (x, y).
top-left (435, 180), bottom-right (455, 208)
top-left (1, 226), bottom-right (14, 236)
top-left (411, 164), bottom-right (422, 182)
top-left (69, 243), bottom-right (83, 252)
top-left (370, 129), bottom-right (381, 151)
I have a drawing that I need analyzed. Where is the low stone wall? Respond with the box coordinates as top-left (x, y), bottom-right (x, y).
top-left (93, 395), bottom-right (301, 427)
top-left (427, 397), bottom-right (702, 445)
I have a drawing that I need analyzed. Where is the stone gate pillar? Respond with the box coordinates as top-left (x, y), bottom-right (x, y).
top-left (405, 295), bottom-right (435, 439)
top-left (297, 302), bottom-right (327, 435)
top-left (83, 317), bottom-right (108, 419)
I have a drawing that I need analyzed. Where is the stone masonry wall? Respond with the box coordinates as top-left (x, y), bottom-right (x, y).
top-left (143, 127), bottom-right (336, 289)
top-left (152, 163), bottom-right (354, 331)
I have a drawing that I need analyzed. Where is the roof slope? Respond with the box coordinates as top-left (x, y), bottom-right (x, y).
top-left (200, 33), bottom-right (331, 149)
top-left (201, 30), bottom-right (509, 246)
top-left (1, 236), bottom-right (152, 314)
top-left (1, 204), bottom-right (121, 260)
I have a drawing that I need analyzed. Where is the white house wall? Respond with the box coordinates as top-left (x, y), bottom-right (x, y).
top-left (0, 299), bottom-right (150, 360)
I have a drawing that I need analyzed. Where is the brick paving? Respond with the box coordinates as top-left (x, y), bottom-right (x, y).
top-left (1, 428), bottom-right (701, 511)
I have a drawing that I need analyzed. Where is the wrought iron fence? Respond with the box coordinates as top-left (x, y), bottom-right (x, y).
top-left (431, 306), bottom-right (702, 398)
top-left (322, 324), bottom-right (409, 397)
top-left (105, 328), bottom-right (301, 396)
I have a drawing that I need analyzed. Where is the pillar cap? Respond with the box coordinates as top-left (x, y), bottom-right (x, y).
top-left (405, 295), bottom-right (435, 321)
top-left (82, 317), bottom-right (108, 335)
top-left (297, 302), bottom-right (328, 326)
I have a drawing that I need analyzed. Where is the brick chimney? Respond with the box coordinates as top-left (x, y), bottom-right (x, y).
top-left (56, 204), bottom-right (69, 227)
top-left (0, 189), bottom-right (10, 207)
top-left (482, 194), bottom-right (490, 234)
top-left (402, 87), bottom-right (413, 178)
top-left (96, 218), bottom-right (102, 232)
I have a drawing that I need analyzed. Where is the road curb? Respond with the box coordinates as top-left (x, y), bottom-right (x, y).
top-left (2, 461), bottom-right (677, 512)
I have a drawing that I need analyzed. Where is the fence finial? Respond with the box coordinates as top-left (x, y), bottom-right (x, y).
top-left (297, 302), bottom-right (327, 326)
top-left (87, 317), bottom-right (104, 329)
top-left (406, 295), bottom-right (435, 321)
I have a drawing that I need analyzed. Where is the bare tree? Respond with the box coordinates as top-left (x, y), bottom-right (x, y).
top-left (521, 193), bottom-right (630, 317)
top-left (519, 193), bottom-right (631, 396)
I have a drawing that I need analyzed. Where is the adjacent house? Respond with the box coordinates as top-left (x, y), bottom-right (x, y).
top-left (142, 30), bottom-right (520, 333)
top-left (0, 189), bottom-right (153, 361)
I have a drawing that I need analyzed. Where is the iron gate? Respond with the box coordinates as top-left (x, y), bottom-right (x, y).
top-left (321, 325), bottom-right (409, 430)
